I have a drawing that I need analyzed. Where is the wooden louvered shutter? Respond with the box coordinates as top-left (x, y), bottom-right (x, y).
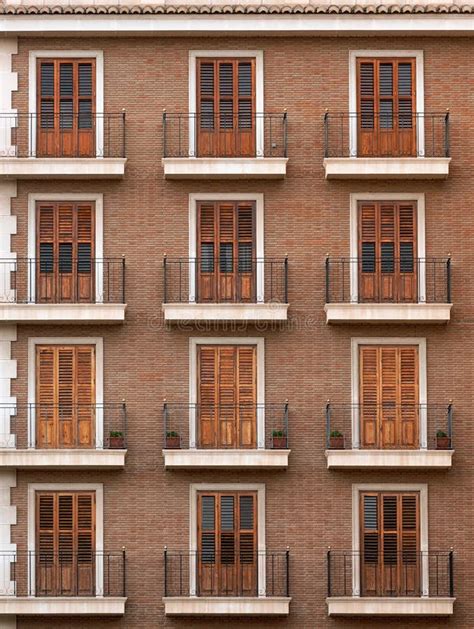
top-left (76, 492), bottom-right (95, 595)
top-left (238, 493), bottom-right (257, 596)
top-left (196, 58), bottom-right (255, 157)
top-left (359, 346), bottom-right (378, 448)
top-left (198, 347), bottom-right (218, 448)
top-left (36, 492), bottom-right (55, 595)
top-left (398, 203), bottom-right (417, 302)
top-left (218, 204), bottom-right (236, 302)
top-left (237, 203), bottom-right (255, 302)
top-left (217, 347), bottom-right (237, 448)
top-left (359, 203), bottom-right (377, 302)
top-left (198, 203), bottom-right (217, 302)
top-left (237, 347), bottom-right (257, 448)
top-left (399, 347), bottom-right (419, 448)
top-left (198, 493), bottom-right (217, 595)
top-left (357, 58), bottom-right (416, 157)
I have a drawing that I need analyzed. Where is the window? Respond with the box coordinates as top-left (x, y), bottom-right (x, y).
top-left (198, 491), bottom-right (257, 596)
top-left (36, 201), bottom-right (94, 303)
top-left (359, 345), bottom-right (419, 449)
top-left (198, 345), bottom-right (256, 449)
top-left (197, 201), bottom-right (255, 303)
top-left (37, 58), bottom-right (95, 157)
top-left (358, 201), bottom-right (417, 303)
top-left (36, 345), bottom-right (95, 449)
top-left (36, 491), bottom-right (95, 596)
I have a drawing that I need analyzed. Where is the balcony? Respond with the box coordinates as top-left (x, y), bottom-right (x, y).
top-left (0, 403), bottom-right (127, 468)
top-left (0, 258), bottom-right (126, 323)
top-left (326, 550), bottom-right (455, 616)
top-left (324, 258), bottom-right (452, 324)
top-left (162, 403), bottom-right (290, 469)
top-left (163, 258), bottom-right (289, 323)
top-left (163, 550), bottom-right (291, 616)
top-left (325, 403), bottom-right (454, 469)
top-left (162, 112), bottom-right (288, 179)
top-left (0, 551), bottom-right (126, 616)
top-left (323, 112), bottom-right (451, 179)
top-left (0, 113), bottom-right (127, 179)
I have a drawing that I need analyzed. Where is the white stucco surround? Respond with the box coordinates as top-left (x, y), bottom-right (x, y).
top-left (189, 337), bottom-right (265, 448)
top-left (27, 193), bottom-right (104, 303)
top-left (188, 50), bottom-right (264, 157)
top-left (351, 337), bottom-right (427, 448)
top-left (27, 337), bottom-right (104, 448)
top-left (0, 182), bottom-right (17, 313)
top-left (348, 50), bottom-right (424, 157)
top-left (0, 39), bottom-right (18, 158)
top-left (188, 192), bottom-right (264, 303)
top-left (189, 483), bottom-right (266, 596)
top-left (349, 192), bottom-right (426, 302)
top-left (27, 483), bottom-right (104, 596)
top-left (28, 50), bottom-right (104, 158)
top-left (351, 483), bottom-right (429, 597)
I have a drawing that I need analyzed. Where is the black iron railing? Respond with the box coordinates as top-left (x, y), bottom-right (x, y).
top-left (0, 257), bottom-right (126, 304)
top-left (164, 549), bottom-right (289, 597)
top-left (163, 257), bottom-right (288, 304)
top-left (162, 112), bottom-right (288, 158)
top-left (163, 402), bottom-right (289, 450)
top-left (325, 257), bottom-right (451, 304)
top-left (0, 550), bottom-right (126, 597)
top-left (0, 112), bottom-right (126, 158)
top-left (327, 550), bottom-right (454, 598)
top-left (325, 403), bottom-right (453, 450)
top-left (323, 111), bottom-right (450, 158)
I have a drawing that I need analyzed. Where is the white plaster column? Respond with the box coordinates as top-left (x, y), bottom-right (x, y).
top-left (0, 470), bottom-right (16, 605)
top-left (0, 39), bottom-right (18, 158)
top-left (0, 326), bottom-right (17, 450)
top-left (0, 184), bottom-right (18, 305)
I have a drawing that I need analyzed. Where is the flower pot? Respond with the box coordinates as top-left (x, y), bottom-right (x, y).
top-left (166, 436), bottom-right (181, 449)
top-left (436, 436), bottom-right (451, 450)
top-left (329, 436), bottom-right (344, 449)
top-left (109, 436), bottom-right (125, 449)
top-left (272, 436), bottom-right (287, 449)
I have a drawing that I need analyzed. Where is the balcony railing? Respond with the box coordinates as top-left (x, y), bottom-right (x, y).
top-left (0, 550), bottom-right (126, 597)
top-left (0, 112), bottom-right (126, 159)
top-left (325, 403), bottom-right (453, 450)
top-left (325, 257), bottom-right (451, 304)
top-left (323, 112), bottom-right (450, 158)
top-left (162, 112), bottom-right (288, 158)
top-left (163, 258), bottom-right (288, 304)
top-left (0, 257), bottom-right (126, 304)
top-left (327, 550), bottom-right (454, 598)
top-left (0, 403), bottom-right (127, 450)
top-left (163, 403), bottom-right (289, 450)
top-left (164, 549), bottom-right (289, 597)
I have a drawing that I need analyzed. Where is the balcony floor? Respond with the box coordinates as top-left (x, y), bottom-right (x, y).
top-left (326, 449), bottom-right (453, 469)
top-left (324, 303), bottom-right (452, 324)
top-left (163, 302), bottom-right (288, 322)
top-left (327, 596), bottom-right (455, 616)
top-left (0, 597), bottom-right (127, 615)
top-left (163, 448), bottom-right (290, 469)
top-left (164, 596), bottom-right (291, 616)
top-left (162, 157), bottom-right (288, 179)
top-left (0, 157), bottom-right (127, 179)
top-left (0, 448), bottom-right (127, 469)
top-left (323, 157), bottom-right (451, 179)
top-left (0, 303), bottom-right (126, 324)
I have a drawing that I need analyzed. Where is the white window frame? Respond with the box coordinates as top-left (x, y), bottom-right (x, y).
top-left (188, 50), bottom-right (264, 157)
top-left (188, 192), bottom-right (264, 303)
top-left (351, 337), bottom-right (427, 449)
top-left (348, 50), bottom-right (424, 157)
top-left (27, 482), bottom-right (104, 596)
top-left (27, 337), bottom-right (104, 448)
top-left (189, 337), bottom-right (265, 449)
top-left (27, 193), bottom-right (104, 303)
top-left (189, 483), bottom-right (266, 597)
top-left (28, 50), bottom-right (104, 158)
top-left (352, 483), bottom-right (429, 597)
top-left (349, 192), bottom-right (426, 303)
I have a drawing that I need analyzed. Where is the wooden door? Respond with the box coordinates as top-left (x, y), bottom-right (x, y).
top-left (36, 491), bottom-right (95, 596)
top-left (197, 58), bottom-right (255, 157)
top-left (37, 59), bottom-right (95, 158)
top-left (36, 345), bottom-right (95, 449)
top-left (198, 345), bottom-right (256, 449)
top-left (36, 201), bottom-right (95, 304)
top-left (198, 492), bottom-right (257, 597)
top-left (358, 201), bottom-right (417, 303)
top-left (361, 492), bottom-right (420, 597)
top-left (359, 345), bottom-right (419, 449)
top-left (197, 201), bottom-right (255, 303)
top-left (357, 58), bottom-right (416, 157)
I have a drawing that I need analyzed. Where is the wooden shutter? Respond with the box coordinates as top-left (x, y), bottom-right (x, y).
top-left (198, 492), bottom-right (257, 597)
top-left (359, 345), bottom-right (419, 449)
top-left (36, 345), bottom-right (95, 448)
top-left (196, 58), bottom-right (255, 157)
top-left (198, 345), bottom-right (256, 449)
top-left (361, 492), bottom-right (420, 597)
top-left (358, 201), bottom-right (417, 303)
top-left (37, 58), bottom-right (95, 158)
top-left (197, 201), bottom-right (255, 303)
top-left (36, 201), bottom-right (95, 303)
top-left (36, 491), bottom-right (95, 596)
top-left (357, 58), bottom-right (416, 157)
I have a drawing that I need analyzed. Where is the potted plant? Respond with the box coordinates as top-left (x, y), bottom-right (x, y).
top-left (436, 430), bottom-right (451, 450)
top-left (165, 431), bottom-right (181, 449)
top-left (329, 430), bottom-right (344, 449)
top-left (271, 430), bottom-right (287, 449)
top-left (109, 431), bottom-right (125, 449)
